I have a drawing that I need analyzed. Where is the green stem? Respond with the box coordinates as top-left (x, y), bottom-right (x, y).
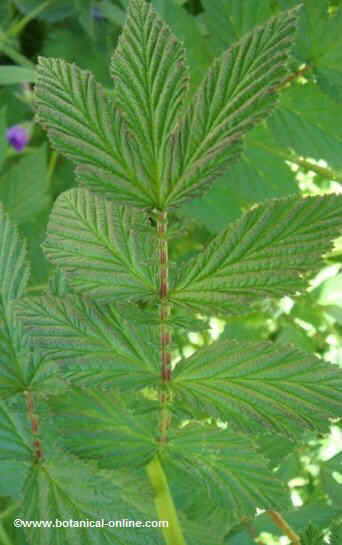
top-left (47, 150), bottom-right (58, 184)
top-left (0, 501), bottom-right (20, 521)
top-left (7, 0), bottom-right (55, 37)
top-left (0, 523), bottom-right (13, 545)
top-left (146, 456), bottom-right (187, 545)
top-left (252, 138), bottom-right (342, 183)
top-left (0, 43), bottom-right (34, 68)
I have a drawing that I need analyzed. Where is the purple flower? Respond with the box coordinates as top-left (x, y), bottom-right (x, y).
top-left (6, 125), bottom-right (29, 152)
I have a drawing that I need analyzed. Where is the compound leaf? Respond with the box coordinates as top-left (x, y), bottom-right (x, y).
top-left (161, 424), bottom-right (286, 520)
top-left (0, 202), bottom-right (29, 304)
top-left (42, 188), bottom-right (157, 302)
top-left (173, 340), bottom-right (342, 436)
top-left (0, 400), bottom-right (32, 496)
top-left (21, 452), bottom-right (163, 545)
top-left (300, 525), bottom-right (325, 545)
top-left (15, 295), bottom-right (160, 390)
top-left (0, 204), bottom-right (62, 399)
top-left (171, 194), bottom-right (342, 316)
top-left (46, 388), bottom-right (157, 469)
top-left (0, 303), bottom-right (64, 400)
top-left (0, 145), bottom-right (50, 225)
top-left (200, 0), bottom-right (276, 54)
top-left (111, 0), bottom-right (189, 200)
top-left (35, 57), bottom-right (154, 208)
top-left (162, 6), bottom-right (300, 207)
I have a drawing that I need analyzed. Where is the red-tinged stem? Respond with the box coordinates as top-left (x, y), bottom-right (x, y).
top-left (157, 211), bottom-right (172, 443)
top-left (266, 511), bottom-right (301, 545)
top-left (24, 390), bottom-right (43, 460)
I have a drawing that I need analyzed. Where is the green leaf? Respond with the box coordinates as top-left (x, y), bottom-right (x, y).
top-left (111, 0), bottom-right (189, 200)
top-left (0, 107), bottom-right (8, 171)
top-left (0, 303), bottom-right (65, 400)
top-left (173, 339), bottom-right (342, 435)
top-left (35, 57), bottom-right (154, 208)
top-left (0, 145), bottom-right (51, 224)
top-left (40, 23), bottom-right (112, 86)
top-left (295, 1), bottom-right (342, 102)
top-left (100, 2), bottom-right (125, 26)
top-left (20, 452), bottom-right (164, 545)
top-left (171, 194), bottom-right (342, 316)
top-left (0, 66), bottom-right (36, 85)
top-left (254, 432), bottom-right (295, 468)
top-left (228, 501), bottom-right (342, 543)
top-left (14, 0), bottom-right (75, 22)
top-left (0, 204), bottom-right (60, 398)
top-left (300, 525), bottom-right (324, 545)
top-left (15, 295), bottom-right (160, 390)
top-left (152, 0), bottom-right (214, 86)
top-left (0, 400), bottom-right (32, 496)
top-left (266, 82), bottom-right (342, 172)
top-left (162, 6), bottom-right (300, 207)
top-left (0, 202), bottom-right (30, 304)
top-left (42, 188), bottom-right (157, 302)
top-left (330, 523), bottom-right (342, 545)
top-left (179, 140), bottom-right (299, 234)
top-left (161, 423), bottom-right (286, 520)
top-left (46, 388), bottom-right (157, 469)
top-left (200, 0), bottom-right (276, 54)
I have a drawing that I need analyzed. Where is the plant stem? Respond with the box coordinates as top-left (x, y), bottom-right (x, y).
top-left (7, 0), bottom-right (55, 38)
top-left (157, 211), bottom-right (172, 443)
top-left (149, 212), bottom-right (187, 544)
top-left (24, 390), bottom-right (43, 461)
top-left (252, 138), bottom-right (342, 183)
top-left (0, 523), bottom-right (13, 545)
top-left (47, 150), bottom-right (58, 184)
top-left (266, 510), bottom-right (301, 545)
top-left (0, 43), bottom-right (34, 68)
top-left (146, 456), bottom-right (187, 545)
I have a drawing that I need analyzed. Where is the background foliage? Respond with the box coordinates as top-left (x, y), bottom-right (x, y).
top-left (0, 1), bottom-right (341, 544)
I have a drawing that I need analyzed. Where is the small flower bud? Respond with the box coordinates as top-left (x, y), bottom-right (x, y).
top-left (6, 125), bottom-right (29, 152)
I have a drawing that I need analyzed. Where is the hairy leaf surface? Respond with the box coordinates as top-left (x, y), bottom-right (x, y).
top-left (0, 204), bottom-right (59, 398)
top-left (162, 424), bottom-right (286, 520)
top-left (162, 6), bottom-right (300, 207)
top-left (47, 389), bottom-right (157, 469)
top-left (35, 57), bottom-right (154, 208)
top-left (111, 0), bottom-right (189, 201)
top-left (0, 304), bottom-right (64, 399)
top-left (173, 340), bottom-right (342, 435)
top-left (43, 188), bottom-right (157, 301)
top-left (16, 295), bottom-right (160, 390)
top-left (171, 194), bottom-right (342, 316)
top-left (0, 401), bottom-right (32, 496)
top-left (0, 203), bottom-right (29, 304)
top-left (21, 452), bottom-right (163, 545)
top-left (201, 0), bottom-right (276, 54)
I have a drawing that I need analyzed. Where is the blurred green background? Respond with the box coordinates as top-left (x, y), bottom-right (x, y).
top-left (0, 1), bottom-right (341, 544)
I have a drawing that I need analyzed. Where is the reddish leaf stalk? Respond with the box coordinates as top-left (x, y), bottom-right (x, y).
top-left (266, 510), bottom-right (301, 545)
top-left (24, 390), bottom-right (43, 460)
top-left (157, 211), bottom-right (172, 442)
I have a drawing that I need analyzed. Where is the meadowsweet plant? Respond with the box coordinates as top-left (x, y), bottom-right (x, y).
top-left (1, 1), bottom-right (342, 544)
